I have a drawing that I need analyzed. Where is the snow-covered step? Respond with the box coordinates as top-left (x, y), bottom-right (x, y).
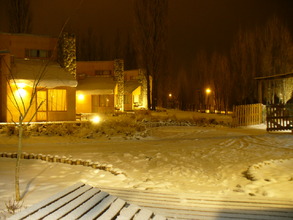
top-left (8, 183), bottom-right (166, 220)
top-left (99, 186), bottom-right (293, 220)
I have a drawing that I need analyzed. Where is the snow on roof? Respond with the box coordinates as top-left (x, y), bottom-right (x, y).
top-left (255, 72), bottom-right (293, 80)
top-left (124, 80), bottom-right (140, 93)
top-left (11, 59), bottom-right (77, 88)
top-left (76, 77), bottom-right (116, 95)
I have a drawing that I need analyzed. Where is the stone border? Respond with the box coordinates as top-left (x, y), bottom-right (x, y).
top-left (0, 152), bottom-right (126, 176)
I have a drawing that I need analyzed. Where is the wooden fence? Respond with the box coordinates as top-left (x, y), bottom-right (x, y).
top-left (232, 103), bottom-right (264, 127)
top-left (266, 104), bottom-right (293, 132)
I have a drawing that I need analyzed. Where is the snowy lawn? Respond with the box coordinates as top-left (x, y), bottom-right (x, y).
top-left (0, 110), bottom-right (292, 218)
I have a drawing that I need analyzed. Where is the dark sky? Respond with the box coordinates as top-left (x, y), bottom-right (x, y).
top-left (1, 0), bottom-right (293, 63)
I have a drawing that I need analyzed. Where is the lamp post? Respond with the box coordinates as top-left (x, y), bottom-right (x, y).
top-left (205, 88), bottom-right (211, 112)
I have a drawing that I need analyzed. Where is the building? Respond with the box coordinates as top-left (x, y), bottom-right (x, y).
top-left (255, 72), bottom-right (293, 104)
top-left (0, 32), bottom-right (77, 122)
top-left (76, 60), bottom-right (124, 115)
top-left (124, 69), bottom-right (147, 111)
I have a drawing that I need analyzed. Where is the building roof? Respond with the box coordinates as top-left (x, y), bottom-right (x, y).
top-left (255, 72), bottom-right (293, 80)
top-left (11, 59), bottom-right (77, 88)
top-left (124, 80), bottom-right (140, 93)
top-left (76, 77), bottom-right (116, 94)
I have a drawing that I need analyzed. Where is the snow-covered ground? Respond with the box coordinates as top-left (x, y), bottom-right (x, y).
top-left (0, 111), bottom-right (292, 218)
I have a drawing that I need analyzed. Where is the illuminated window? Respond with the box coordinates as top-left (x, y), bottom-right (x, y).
top-left (48, 89), bottom-right (67, 111)
top-left (99, 95), bottom-right (111, 107)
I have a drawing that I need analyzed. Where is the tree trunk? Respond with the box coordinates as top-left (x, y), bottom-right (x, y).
top-left (15, 116), bottom-right (23, 201)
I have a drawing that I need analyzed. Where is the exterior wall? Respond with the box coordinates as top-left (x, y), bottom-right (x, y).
top-left (0, 33), bottom-right (58, 60)
top-left (124, 70), bottom-right (138, 81)
top-left (76, 61), bottom-right (114, 77)
top-left (0, 53), bottom-right (9, 122)
top-left (76, 93), bottom-right (92, 113)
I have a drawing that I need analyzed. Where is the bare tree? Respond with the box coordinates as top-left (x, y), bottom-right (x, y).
top-left (230, 16), bottom-right (292, 105)
top-left (124, 33), bottom-right (137, 70)
top-left (133, 0), bottom-right (168, 110)
top-left (76, 28), bottom-right (98, 61)
top-left (5, 1), bottom-right (82, 201)
top-left (4, 56), bottom-right (49, 201)
top-left (8, 0), bottom-right (31, 33)
top-left (260, 16), bottom-right (292, 76)
top-left (192, 51), bottom-right (210, 110)
top-left (210, 52), bottom-right (232, 112)
top-left (230, 28), bottom-right (261, 104)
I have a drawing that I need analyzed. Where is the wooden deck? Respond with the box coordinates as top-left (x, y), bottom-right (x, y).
top-left (99, 187), bottom-right (293, 220)
top-left (9, 182), bottom-right (293, 220)
top-left (8, 183), bottom-right (166, 220)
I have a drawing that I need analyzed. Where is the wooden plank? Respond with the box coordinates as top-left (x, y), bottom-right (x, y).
top-left (60, 191), bottom-right (109, 220)
top-left (97, 198), bottom-right (126, 220)
top-left (43, 188), bottom-right (100, 220)
top-left (116, 204), bottom-right (140, 220)
top-left (26, 184), bottom-right (93, 219)
top-left (79, 195), bottom-right (117, 220)
top-left (152, 214), bottom-right (168, 220)
top-left (8, 182), bottom-right (85, 220)
top-left (133, 208), bottom-right (153, 220)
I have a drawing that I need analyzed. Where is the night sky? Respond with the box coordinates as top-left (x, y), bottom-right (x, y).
top-left (1, 0), bottom-right (293, 64)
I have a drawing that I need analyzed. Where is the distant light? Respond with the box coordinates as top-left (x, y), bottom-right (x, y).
top-left (78, 94), bottom-right (85, 101)
top-left (91, 115), bottom-right (101, 124)
top-left (169, 93), bottom-right (172, 98)
top-left (206, 88), bottom-right (211, 94)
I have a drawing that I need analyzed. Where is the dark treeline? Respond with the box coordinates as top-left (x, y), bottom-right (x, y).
top-left (76, 28), bottom-right (137, 70)
top-left (167, 16), bottom-right (293, 112)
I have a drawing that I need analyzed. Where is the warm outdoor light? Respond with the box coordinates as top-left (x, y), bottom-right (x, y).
top-left (77, 94), bottom-right (85, 101)
top-left (15, 88), bottom-right (27, 98)
top-left (16, 82), bottom-right (26, 89)
top-left (169, 93), bottom-right (172, 98)
top-left (205, 88), bottom-right (211, 95)
top-left (91, 115), bottom-right (101, 124)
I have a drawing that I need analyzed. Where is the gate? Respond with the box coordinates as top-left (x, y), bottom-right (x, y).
top-left (266, 104), bottom-right (293, 131)
top-left (232, 103), bottom-right (264, 127)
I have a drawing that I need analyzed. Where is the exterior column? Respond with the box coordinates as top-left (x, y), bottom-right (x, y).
top-left (138, 69), bottom-right (148, 109)
top-left (114, 59), bottom-right (124, 111)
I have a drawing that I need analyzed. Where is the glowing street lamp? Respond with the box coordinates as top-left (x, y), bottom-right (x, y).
top-left (205, 88), bottom-right (211, 95)
top-left (168, 93), bottom-right (172, 98)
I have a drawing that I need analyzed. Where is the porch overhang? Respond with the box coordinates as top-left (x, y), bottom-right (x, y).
top-left (10, 59), bottom-right (77, 88)
top-left (77, 77), bottom-right (116, 95)
top-left (124, 80), bottom-right (140, 94)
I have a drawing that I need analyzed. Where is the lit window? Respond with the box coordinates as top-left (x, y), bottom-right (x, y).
top-left (48, 89), bottom-right (67, 111)
top-left (99, 95), bottom-right (111, 107)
